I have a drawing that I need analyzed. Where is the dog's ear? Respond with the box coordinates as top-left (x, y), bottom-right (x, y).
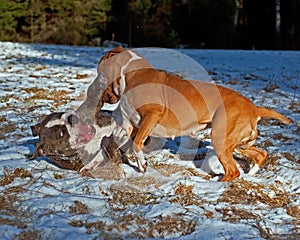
top-left (31, 123), bottom-right (42, 136)
top-left (31, 112), bottom-right (65, 136)
top-left (108, 45), bottom-right (125, 57)
top-left (100, 45), bottom-right (126, 62)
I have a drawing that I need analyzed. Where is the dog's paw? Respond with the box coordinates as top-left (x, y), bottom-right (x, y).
top-left (248, 164), bottom-right (260, 176)
top-left (113, 127), bottom-right (129, 147)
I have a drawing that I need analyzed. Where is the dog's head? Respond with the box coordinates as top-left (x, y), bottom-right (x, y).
top-left (31, 111), bottom-right (99, 170)
top-left (31, 110), bottom-right (117, 171)
top-left (99, 46), bottom-right (153, 104)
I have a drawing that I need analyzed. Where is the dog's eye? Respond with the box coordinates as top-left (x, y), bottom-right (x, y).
top-left (60, 130), bottom-right (64, 137)
top-left (67, 114), bottom-right (79, 126)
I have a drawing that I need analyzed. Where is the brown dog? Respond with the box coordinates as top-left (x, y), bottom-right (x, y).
top-left (99, 47), bottom-right (291, 182)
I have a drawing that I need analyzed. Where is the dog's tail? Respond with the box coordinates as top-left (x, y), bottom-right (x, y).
top-left (257, 107), bottom-right (291, 125)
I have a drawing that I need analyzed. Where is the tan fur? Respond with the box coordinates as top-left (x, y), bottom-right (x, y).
top-left (100, 47), bottom-right (291, 182)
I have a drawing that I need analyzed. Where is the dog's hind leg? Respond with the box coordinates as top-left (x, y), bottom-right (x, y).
top-left (210, 107), bottom-right (240, 182)
top-left (235, 146), bottom-right (268, 175)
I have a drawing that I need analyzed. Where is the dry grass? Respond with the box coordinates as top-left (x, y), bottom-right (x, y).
top-left (69, 201), bottom-right (90, 215)
top-left (24, 87), bottom-right (74, 108)
top-left (12, 229), bottom-right (42, 240)
top-left (217, 207), bottom-right (257, 223)
top-left (107, 213), bottom-right (196, 239)
top-left (75, 73), bottom-right (89, 79)
top-left (152, 163), bottom-right (203, 177)
top-left (281, 152), bottom-right (297, 162)
top-left (263, 153), bottom-right (280, 172)
top-left (218, 179), bottom-right (290, 208)
top-left (108, 184), bottom-right (158, 206)
top-left (69, 212), bottom-right (196, 238)
top-left (0, 186), bottom-right (30, 229)
top-left (127, 176), bottom-right (158, 188)
top-left (0, 168), bottom-right (33, 186)
top-left (169, 182), bottom-right (205, 207)
top-left (286, 205), bottom-right (300, 220)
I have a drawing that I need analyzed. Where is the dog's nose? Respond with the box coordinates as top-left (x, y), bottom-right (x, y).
top-left (67, 114), bottom-right (79, 126)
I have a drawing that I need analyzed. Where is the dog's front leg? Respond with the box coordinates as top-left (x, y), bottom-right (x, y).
top-left (133, 113), bottom-right (160, 173)
top-left (79, 149), bottom-right (106, 173)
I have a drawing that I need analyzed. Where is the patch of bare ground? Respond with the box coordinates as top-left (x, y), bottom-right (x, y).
top-left (218, 179), bottom-right (290, 208)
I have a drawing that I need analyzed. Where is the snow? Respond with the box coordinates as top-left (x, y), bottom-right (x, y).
top-left (0, 42), bottom-right (299, 239)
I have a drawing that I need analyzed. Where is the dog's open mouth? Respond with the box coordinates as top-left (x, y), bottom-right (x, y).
top-left (75, 124), bottom-right (96, 144)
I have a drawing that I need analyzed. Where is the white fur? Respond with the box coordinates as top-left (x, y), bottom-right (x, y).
top-left (45, 119), bottom-right (64, 128)
top-left (248, 164), bottom-right (260, 176)
top-left (79, 149), bottom-right (105, 172)
top-left (135, 150), bottom-right (147, 173)
top-left (83, 121), bottom-right (116, 155)
top-left (119, 50), bottom-right (142, 95)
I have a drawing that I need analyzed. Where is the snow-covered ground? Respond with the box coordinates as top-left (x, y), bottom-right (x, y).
top-left (0, 42), bottom-right (299, 239)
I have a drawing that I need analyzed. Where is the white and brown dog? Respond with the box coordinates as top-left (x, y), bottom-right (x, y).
top-left (99, 46), bottom-right (291, 182)
top-left (30, 74), bottom-right (126, 175)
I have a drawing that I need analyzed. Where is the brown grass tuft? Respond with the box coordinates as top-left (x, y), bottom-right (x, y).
top-left (217, 207), bottom-right (257, 223)
top-left (218, 179), bottom-right (290, 208)
top-left (69, 201), bottom-right (90, 215)
top-left (0, 168), bottom-right (33, 186)
top-left (13, 229), bottom-right (42, 240)
top-left (169, 182), bottom-right (205, 207)
top-left (107, 214), bottom-right (196, 238)
top-left (152, 163), bottom-right (202, 177)
top-left (24, 87), bottom-right (74, 108)
top-left (75, 73), bottom-right (89, 79)
top-left (109, 184), bottom-right (158, 206)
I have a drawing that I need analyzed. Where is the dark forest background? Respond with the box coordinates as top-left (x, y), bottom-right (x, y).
top-left (0, 0), bottom-right (299, 49)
